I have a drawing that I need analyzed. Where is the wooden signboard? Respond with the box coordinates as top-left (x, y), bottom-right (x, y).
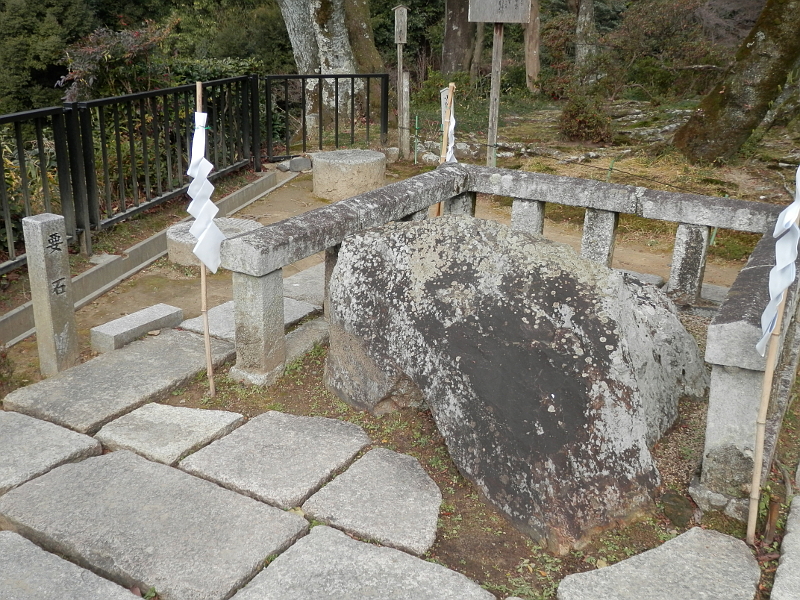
top-left (468, 0), bottom-right (530, 24)
top-left (394, 5), bottom-right (408, 44)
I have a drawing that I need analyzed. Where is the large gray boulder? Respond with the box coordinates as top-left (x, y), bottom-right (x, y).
top-left (325, 216), bottom-right (708, 552)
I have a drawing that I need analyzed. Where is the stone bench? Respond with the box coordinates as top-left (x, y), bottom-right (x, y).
top-left (90, 303), bottom-right (184, 353)
top-left (312, 150), bottom-right (386, 201)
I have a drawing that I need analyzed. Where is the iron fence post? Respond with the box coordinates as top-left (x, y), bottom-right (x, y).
top-left (250, 74), bottom-right (261, 171)
top-left (78, 103), bottom-right (100, 229)
top-left (380, 74), bottom-right (389, 145)
top-left (64, 103), bottom-right (92, 255)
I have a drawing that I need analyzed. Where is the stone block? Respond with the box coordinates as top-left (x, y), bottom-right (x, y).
top-left (511, 199), bottom-right (545, 236)
top-left (325, 216), bottom-right (708, 551)
top-left (441, 191), bottom-right (476, 216)
top-left (0, 450), bottom-right (308, 600)
top-left (773, 497), bottom-right (800, 600)
top-left (0, 411), bottom-right (101, 496)
top-left (167, 218), bottom-right (262, 267)
top-left (283, 262), bottom-right (325, 307)
top-left (180, 411), bottom-right (370, 508)
top-left (231, 526), bottom-right (494, 600)
top-left (667, 223), bottom-right (709, 305)
top-left (289, 156), bottom-right (312, 172)
top-left (95, 403), bottom-right (245, 465)
top-left (382, 147), bottom-right (400, 163)
top-left (91, 303), bottom-right (184, 353)
top-left (285, 318), bottom-right (329, 363)
top-left (3, 329), bottom-right (235, 434)
top-left (302, 448), bottom-right (441, 556)
top-left (581, 208), bottom-right (619, 267)
top-left (0, 530), bottom-right (136, 599)
top-left (22, 213), bottom-right (79, 377)
top-left (557, 528), bottom-right (760, 600)
top-left (312, 150), bottom-right (386, 201)
top-left (700, 365), bottom-right (763, 498)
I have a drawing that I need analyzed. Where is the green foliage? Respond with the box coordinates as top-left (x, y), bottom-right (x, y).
top-left (370, 0), bottom-right (443, 79)
top-left (0, 0), bottom-right (96, 112)
top-left (170, 57), bottom-right (263, 84)
top-left (558, 94), bottom-right (612, 143)
top-left (539, 12), bottom-right (577, 100)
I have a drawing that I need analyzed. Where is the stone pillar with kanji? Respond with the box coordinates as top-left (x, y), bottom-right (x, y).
top-left (22, 214), bottom-right (79, 377)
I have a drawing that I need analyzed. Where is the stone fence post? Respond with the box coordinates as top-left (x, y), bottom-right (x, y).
top-left (22, 214), bottom-right (79, 377)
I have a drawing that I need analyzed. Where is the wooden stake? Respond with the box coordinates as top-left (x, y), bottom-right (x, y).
top-left (436, 82), bottom-right (456, 217)
top-left (196, 81), bottom-right (216, 397)
top-left (486, 22), bottom-right (504, 168)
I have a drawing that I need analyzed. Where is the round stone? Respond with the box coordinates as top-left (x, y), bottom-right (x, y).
top-left (312, 149), bottom-right (386, 201)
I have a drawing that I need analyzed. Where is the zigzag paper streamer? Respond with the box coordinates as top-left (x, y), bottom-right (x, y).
top-left (756, 166), bottom-right (800, 356)
top-left (440, 87), bottom-right (457, 164)
top-left (186, 112), bottom-right (225, 273)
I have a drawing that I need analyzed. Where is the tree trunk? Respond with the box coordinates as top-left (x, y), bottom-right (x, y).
top-left (524, 0), bottom-right (540, 91)
top-left (574, 0), bottom-right (596, 69)
top-left (344, 0), bottom-right (385, 73)
top-left (276, 0), bottom-right (320, 75)
top-left (470, 23), bottom-right (484, 85)
top-left (673, 0), bottom-right (800, 163)
top-left (442, 0), bottom-right (475, 74)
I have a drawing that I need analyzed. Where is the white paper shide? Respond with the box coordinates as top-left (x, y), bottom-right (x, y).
top-left (186, 112), bottom-right (225, 273)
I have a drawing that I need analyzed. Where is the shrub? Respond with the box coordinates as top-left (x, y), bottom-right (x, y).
top-left (558, 94), bottom-right (612, 143)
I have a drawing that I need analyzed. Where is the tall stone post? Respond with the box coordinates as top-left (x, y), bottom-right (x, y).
top-left (22, 214), bottom-right (79, 377)
top-left (667, 223), bottom-right (710, 305)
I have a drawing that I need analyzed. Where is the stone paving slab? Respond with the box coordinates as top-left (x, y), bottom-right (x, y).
top-left (231, 525), bottom-right (494, 600)
top-left (302, 448), bottom-right (441, 556)
top-left (0, 450), bottom-right (308, 600)
top-left (0, 411), bottom-right (101, 496)
top-left (557, 527), bottom-right (760, 600)
top-left (283, 262), bottom-right (324, 307)
top-left (772, 496), bottom-right (800, 600)
top-left (91, 303), bottom-right (183, 353)
top-left (2, 329), bottom-right (235, 434)
top-left (0, 530), bottom-right (137, 599)
top-left (95, 403), bottom-right (245, 465)
top-left (180, 298), bottom-right (319, 342)
top-left (181, 411), bottom-right (370, 509)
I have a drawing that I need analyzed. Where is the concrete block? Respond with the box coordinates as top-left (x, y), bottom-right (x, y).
top-left (0, 450), bottom-right (308, 600)
top-left (167, 218), bottom-right (262, 267)
top-left (231, 526), bottom-right (494, 600)
top-left (511, 199), bottom-right (545, 236)
top-left (91, 303), bottom-right (184, 353)
top-left (773, 497), bottom-right (800, 599)
top-left (0, 530), bottom-right (136, 599)
top-left (3, 329), bottom-right (235, 434)
top-left (22, 213), bottom-right (79, 377)
top-left (289, 156), bottom-right (312, 172)
top-left (95, 403), bottom-right (245, 465)
top-left (557, 528), bottom-right (760, 600)
top-left (312, 150), bottom-right (386, 201)
top-left (180, 411), bottom-right (370, 509)
top-left (302, 448), bottom-right (441, 556)
top-left (667, 223), bottom-right (709, 305)
top-left (581, 208), bottom-right (619, 267)
top-left (700, 365), bottom-right (763, 498)
top-left (0, 411), bottom-right (101, 496)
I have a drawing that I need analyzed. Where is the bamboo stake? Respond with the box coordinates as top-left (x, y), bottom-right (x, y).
top-left (746, 290), bottom-right (787, 545)
top-left (436, 82), bottom-right (455, 217)
top-left (196, 81), bottom-right (216, 397)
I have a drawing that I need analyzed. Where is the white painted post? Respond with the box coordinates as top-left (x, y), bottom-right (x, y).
top-left (22, 213), bottom-right (79, 377)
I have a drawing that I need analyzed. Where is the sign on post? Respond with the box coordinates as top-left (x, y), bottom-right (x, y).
top-left (394, 5), bottom-right (409, 157)
top-left (394, 5), bottom-right (408, 44)
top-left (469, 0), bottom-right (531, 23)
top-left (22, 213), bottom-right (79, 377)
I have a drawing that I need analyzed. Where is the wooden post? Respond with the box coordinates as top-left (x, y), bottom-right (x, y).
top-left (487, 22), bottom-right (504, 167)
top-left (196, 81), bottom-right (216, 397)
top-left (394, 6), bottom-right (408, 156)
top-left (401, 72), bottom-right (411, 158)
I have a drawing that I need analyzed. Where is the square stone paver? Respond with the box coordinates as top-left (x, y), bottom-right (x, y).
top-left (231, 526), bottom-right (493, 600)
top-left (0, 450), bottom-right (308, 600)
top-left (302, 448), bottom-right (441, 556)
top-left (180, 411), bottom-right (370, 508)
top-left (2, 330), bottom-right (234, 434)
top-left (0, 411), bottom-right (100, 496)
top-left (1, 530), bottom-right (137, 599)
top-left (95, 403), bottom-right (245, 465)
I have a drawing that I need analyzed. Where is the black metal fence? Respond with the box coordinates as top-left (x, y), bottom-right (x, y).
top-left (0, 72), bottom-right (389, 275)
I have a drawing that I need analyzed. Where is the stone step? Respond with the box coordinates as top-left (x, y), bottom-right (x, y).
top-left (302, 448), bottom-right (441, 556)
top-left (773, 496), bottom-right (800, 600)
top-left (556, 527), bottom-right (760, 600)
top-left (180, 411), bottom-right (371, 509)
top-left (2, 329), bottom-right (234, 434)
top-left (94, 403), bottom-right (245, 465)
top-left (283, 262), bottom-right (325, 308)
top-left (0, 411), bottom-right (100, 496)
top-left (0, 450), bottom-right (308, 600)
top-left (230, 525), bottom-right (494, 600)
top-left (90, 303), bottom-right (183, 353)
top-left (0, 530), bottom-right (137, 599)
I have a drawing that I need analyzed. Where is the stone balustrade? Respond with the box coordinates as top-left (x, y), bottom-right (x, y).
top-left (218, 164), bottom-right (795, 520)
